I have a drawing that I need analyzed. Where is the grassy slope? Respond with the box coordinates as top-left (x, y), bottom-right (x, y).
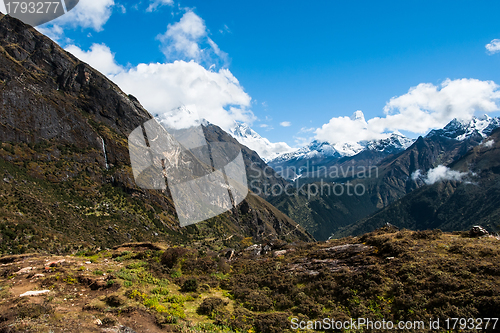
top-left (0, 228), bottom-right (498, 332)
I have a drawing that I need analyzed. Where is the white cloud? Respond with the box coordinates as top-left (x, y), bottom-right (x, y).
top-left (157, 11), bottom-right (227, 66)
top-left (412, 165), bottom-right (468, 185)
top-left (486, 39), bottom-right (500, 54)
top-left (237, 135), bottom-right (295, 161)
top-left (411, 169), bottom-right (422, 181)
top-left (66, 43), bottom-right (254, 131)
top-left (299, 127), bottom-right (315, 133)
top-left (379, 78), bottom-right (500, 133)
top-left (37, 0), bottom-right (115, 40)
top-left (146, 0), bottom-right (174, 12)
top-left (65, 43), bottom-right (123, 75)
top-left (315, 110), bottom-right (386, 144)
top-left (280, 121), bottom-right (292, 127)
top-left (481, 139), bottom-right (495, 148)
top-left (315, 79), bottom-right (500, 145)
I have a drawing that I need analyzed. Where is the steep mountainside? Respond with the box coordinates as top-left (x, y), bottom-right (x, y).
top-left (202, 123), bottom-right (289, 196)
top-left (269, 118), bottom-right (498, 240)
top-left (338, 129), bottom-right (500, 237)
top-left (0, 14), bottom-right (313, 255)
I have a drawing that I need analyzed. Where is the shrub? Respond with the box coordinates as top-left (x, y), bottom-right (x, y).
top-left (181, 278), bottom-right (198, 292)
top-left (161, 247), bottom-right (189, 269)
top-left (197, 297), bottom-right (228, 317)
top-left (105, 295), bottom-right (124, 307)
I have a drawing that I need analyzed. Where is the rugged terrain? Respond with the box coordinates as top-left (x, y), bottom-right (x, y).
top-left (0, 228), bottom-right (498, 332)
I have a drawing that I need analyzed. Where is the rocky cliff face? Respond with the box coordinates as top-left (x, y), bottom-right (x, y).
top-left (0, 14), bottom-right (313, 254)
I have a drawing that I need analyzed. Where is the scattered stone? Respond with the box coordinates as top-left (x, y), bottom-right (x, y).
top-left (273, 250), bottom-right (287, 257)
top-left (119, 326), bottom-right (138, 333)
top-left (45, 259), bottom-right (65, 269)
top-left (244, 244), bottom-right (262, 256)
top-left (15, 267), bottom-right (35, 275)
top-left (19, 290), bottom-right (50, 297)
top-left (225, 249), bottom-right (235, 261)
top-left (94, 318), bottom-right (102, 326)
top-left (322, 244), bottom-right (372, 254)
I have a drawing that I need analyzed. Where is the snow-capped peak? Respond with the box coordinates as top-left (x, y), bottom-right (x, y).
top-left (268, 133), bottom-right (415, 165)
top-left (365, 133), bottom-right (415, 153)
top-left (426, 115), bottom-right (500, 141)
top-left (228, 122), bottom-right (296, 161)
top-left (350, 110), bottom-right (366, 122)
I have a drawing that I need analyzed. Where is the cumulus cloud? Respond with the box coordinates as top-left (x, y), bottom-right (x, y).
top-left (61, 8), bottom-right (254, 132)
top-left (157, 11), bottom-right (227, 67)
top-left (67, 43), bottom-right (253, 130)
top-left (146, 0), bottom-right (174, 12)
top-left (236, 135), bottom-right (295, 161)
top-left (65, 43), bottom-right (123, 75)
top-left (280, 121), bottom-right (292, 127)
top-left (110, 61), bottom-right (254, 130)
top-left (37, 0), bottom-right (115, 40)
top-left (315, 79), bottom-right (500, 145)
top-left (411, 165), bottom-right (468, 185)
top-left (68, 45), bottom-right (252, 131)
top-left (315, 110), bottom-right (386, 144)
top-left (379, 78), bottom-right (500, 133)
top-left (486, 39), bottom-right (500, 54)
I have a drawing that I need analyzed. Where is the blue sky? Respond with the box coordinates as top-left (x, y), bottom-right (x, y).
top-left (34, 0), bottom-right (500, 154)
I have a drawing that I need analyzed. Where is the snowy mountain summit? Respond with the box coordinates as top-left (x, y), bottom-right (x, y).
top-left (269, 133), bottom-right (415, 165)
top-left (228, 122), bottom-right (296, 161)
top-left (426, 115), bottom-right (500, 141)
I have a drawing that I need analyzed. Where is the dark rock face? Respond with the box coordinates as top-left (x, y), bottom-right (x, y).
top-left (0, 14), bottom-right (313, 252)
top-left (0, 14), bottom-right (152, 167)
top-left (202, 123), bottom-right (288, 197)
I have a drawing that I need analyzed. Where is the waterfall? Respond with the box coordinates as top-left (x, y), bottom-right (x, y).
top-left (99, 136), bottom-right (109, 170)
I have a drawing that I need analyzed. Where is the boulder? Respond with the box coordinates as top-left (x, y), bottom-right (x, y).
top-left (469, 226), bottom-right (489, 237)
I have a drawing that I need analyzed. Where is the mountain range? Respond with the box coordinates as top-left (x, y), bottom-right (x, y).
top-left (0, 12), bottom-right (499, 333)
top-left (267, 115), bottom-right (500, 240)
top-left (338, 127), bottom-right (500, 237)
